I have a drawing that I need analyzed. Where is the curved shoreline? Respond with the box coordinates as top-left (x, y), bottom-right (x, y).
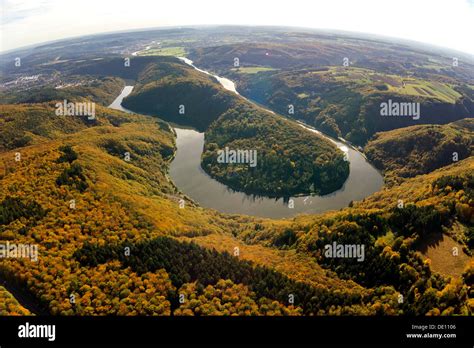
top-left (109, 60), bottom-right (384, 218)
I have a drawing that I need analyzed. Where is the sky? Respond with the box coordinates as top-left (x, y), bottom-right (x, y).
top-left (1, 0), bottom-right (473, 54)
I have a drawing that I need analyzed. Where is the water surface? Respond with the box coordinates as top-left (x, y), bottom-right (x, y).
top-left (109, 63), bottom-right (384, 219)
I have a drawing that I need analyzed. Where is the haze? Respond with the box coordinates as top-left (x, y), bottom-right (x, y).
top-left (1, 0), bottom-right (473, 54)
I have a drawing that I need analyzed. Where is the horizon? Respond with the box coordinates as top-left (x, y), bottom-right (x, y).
top-left (1, 0), bottom-right (473, 55)
top-left (2, 24), bottom-right (474, 59)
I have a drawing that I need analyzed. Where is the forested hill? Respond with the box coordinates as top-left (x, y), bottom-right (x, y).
top-left (1, 53), bottom-right (350, 197)
top-left (365, 118), bottom-right (474, 185)
top-left (188, 43), bottom-right (474, 146)
top-left (229, 67), bottom-right (474, 145)
top-left (202, 103), bottom-right (349, 196)
top-left (0, 101), bottom-right (381, 316)
top-left (0, 76), bottom-right (124, 106)
top-left (0, 100), bottom-right (472, 316)
top-left (118, 56), bottom-right (350, 196)
top-left (0, 286), bottom-right (31, 315)
top-left (0, 27), bottom-right (472, 317)
top-left (121, 57), bottom-right (238, 131)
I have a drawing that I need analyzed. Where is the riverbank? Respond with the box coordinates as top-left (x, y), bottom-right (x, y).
top-left (108, 60), bottom-right (384, 218)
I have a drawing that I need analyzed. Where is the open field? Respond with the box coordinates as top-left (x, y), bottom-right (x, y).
top-left (231, 66), bottom-right (278, 74)
top-left (326, 66), bottom-right (462, 103)
top-left (420, 232), bottom-right (471, 278)
top-left (138, 46), bottom-right (186, 57)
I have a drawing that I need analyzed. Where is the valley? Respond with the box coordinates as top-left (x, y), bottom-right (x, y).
top-left (118, 56), bottom-right (351, 197)
top-left (106, 64), bottom-right (382, 218)
top-left (0, 26), bottom-right (473, 317)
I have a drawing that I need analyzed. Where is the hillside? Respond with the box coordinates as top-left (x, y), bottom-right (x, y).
top-left (202, 103), bottom-right (349, 196)
top-left (0, 102), bottom-right (363, 316)
top-left (0, 54), bottom-right (350, 198)
top-left (189, 40), bottom-right (474, 84)
top-left (0, 101), bottom-right (472, 316)
top-left (0, 76), bottom-right (125, 106)
top-left (0, 101), bottom-right (131, 152)
top-left (0, 27), bottom-right (473, 318)
top-left (0, 286), bottom-right (31, 315)
top-left (119, 56), bottom-right (349, 196)
top-left (236, 157), bottom-right (474, 315)
top-left (121, 57), bottom-right (237, 131)
top-left (188, 42), bottom-right (474, 145)
top-left (226, 67), bottom-right (474, 145)
top-left (365, 119), bottom-right (474, 185)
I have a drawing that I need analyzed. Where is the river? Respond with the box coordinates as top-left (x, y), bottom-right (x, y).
top-left (109, 59), bottom-right (384, 219)
top-left (108, 85), bottom-right (135, 113)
